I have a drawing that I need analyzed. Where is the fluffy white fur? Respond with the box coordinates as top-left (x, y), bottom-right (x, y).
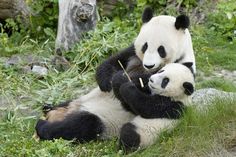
top-left (134, 15), bottom-right (196, 73)
top-left (149, 63), bottom-right (195, 102)
top-left (63, 87), bottom-right (135, 139)
top-left (128, 63), bottom-right (195, 149)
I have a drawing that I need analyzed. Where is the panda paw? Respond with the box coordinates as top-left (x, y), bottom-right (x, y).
top-left (35, 119), bottom-right (49, 139)
top-left (112, 71), bottom-right (129, 88)
top-left (98, 79), bottom-right (112, 92)
top-left (119, 82), bottom-right (137, 97)
top-left (119, 122), bottom-right (140, 153)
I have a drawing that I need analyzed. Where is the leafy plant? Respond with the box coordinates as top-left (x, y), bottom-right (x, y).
top-left (207, 0), bottom-right (236, 41)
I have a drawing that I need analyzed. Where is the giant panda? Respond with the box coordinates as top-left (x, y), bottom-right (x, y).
top-left (96, 7), bottom-right (196, 93)
top-left (113, 62), bottom-right (195, 151)
top-left (35, 7), bottom-right (195, 145)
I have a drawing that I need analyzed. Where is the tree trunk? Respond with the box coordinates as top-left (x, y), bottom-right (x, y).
top-left (0, 0), bottom-right (29, 20)
top-left (55, 0), bottom-right (97, 52)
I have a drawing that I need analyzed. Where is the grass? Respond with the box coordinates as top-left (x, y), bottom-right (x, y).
top-left (1, 1), bottom-right (236, 156)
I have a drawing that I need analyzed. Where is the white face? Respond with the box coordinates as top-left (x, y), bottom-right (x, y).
top-left (148, 63), bottom-right (194, 98)
top-left (134, 15), bottom-right (187, 71)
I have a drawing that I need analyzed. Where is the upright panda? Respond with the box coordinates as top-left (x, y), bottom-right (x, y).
top-left (112, 63), bottom-right (195, 151)
top-left (96, 7), bottom-right (196, 93)
top-left (35, 8), bottom-right (196, 146)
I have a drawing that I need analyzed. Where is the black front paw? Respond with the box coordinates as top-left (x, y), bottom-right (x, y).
top-left (112, 71), bottom-right (130, 100)
top-left (112, 71), bottom-right (129, 88)
top-left (96, 64), bottom-right (114, 92)
top-left (119, 82), bottom-right (136, 96)
top-left (98, 79), bottom-right (112, 92)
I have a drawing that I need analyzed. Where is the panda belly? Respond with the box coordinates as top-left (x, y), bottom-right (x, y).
top-left (76, 87), bottom-right (135, 139)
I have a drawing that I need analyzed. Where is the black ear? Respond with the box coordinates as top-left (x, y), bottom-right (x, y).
top-left (183, 82), bottom-right (194, 95)
top-left (182, 62), bottom-right (193, 69)
top-left (142, 7), bottom-right (153, 23)
top-left (175, 15), bottom-right (190, 30)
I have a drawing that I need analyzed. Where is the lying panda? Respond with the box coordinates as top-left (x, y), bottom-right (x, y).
top-left (35, 7), bottom-right (195, 149)
top-left (112, 62), bottom-right (194, 151)
top-left (35, 62), bottom-right (194, 150)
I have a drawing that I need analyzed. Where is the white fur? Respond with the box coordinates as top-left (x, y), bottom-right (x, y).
top-left (130, 63), bottom-right (194, 149)
top-left (131, 116), bottom-right (177, 148)
top-left (149, 63), bottom-right (195, 102)
top-left (67, 87), bottom-right (135, 139)
top-left (134, 15), bottom-right (196, 73)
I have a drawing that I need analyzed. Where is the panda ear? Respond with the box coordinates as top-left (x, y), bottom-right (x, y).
top-left (182, 62), bottom-right (193, 69)
top-left (175, 15), bottom-right (190, 30)
top-left (183, 82), bottom-right (194, 95)
top-left (142, 7), bottom-right (153, 23)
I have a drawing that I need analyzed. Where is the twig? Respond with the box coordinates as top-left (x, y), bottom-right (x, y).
top-left (139, 78), bottom-right (144, 88)
top-left (118, 60), bottom-right (131, 82)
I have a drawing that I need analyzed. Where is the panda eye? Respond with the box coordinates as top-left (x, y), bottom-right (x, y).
top-left (142, 42), bottom-right (148, 54)
top-left (161, 77), bottom-right (169, 88)
top-left (157, 45), bottom-right (166, 58)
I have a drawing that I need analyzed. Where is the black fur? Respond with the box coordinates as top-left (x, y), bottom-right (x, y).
top-left (157, 45), bottom-right (166, 58)
top-left (119, 82), bottom-right (186, 119)
top-left (183, 82), bottom-right (194, 95)
top-left (175, 15), bottom-right (190, 30)
top-left (112, 71), bottom-right (151, 114)
top-left (112, 71), bottom-right (135, 114)
top-left (96, 44), bottom-right (136, 92)
top-left (182, 62), bottom-right (195, 77)
top-left (119, 123), bottom-right (140, 152)
top-left (142, 7), bottom-right (153, 23)
top-left (35, 111), bottom-right (104, 142)
top-left (141, 42), bottom-right (148, 53)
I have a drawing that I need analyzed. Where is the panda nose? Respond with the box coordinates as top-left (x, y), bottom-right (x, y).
top-left (144, 64), bottom-right (155, 69)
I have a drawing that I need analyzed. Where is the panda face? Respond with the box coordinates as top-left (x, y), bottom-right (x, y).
top-left (148, 63), bottom-right (195, 98)
top-left (134, 14), bottom-right (191, 71)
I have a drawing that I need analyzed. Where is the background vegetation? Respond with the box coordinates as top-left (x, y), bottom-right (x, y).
top-left (0, 0), bottom-right (236, 156)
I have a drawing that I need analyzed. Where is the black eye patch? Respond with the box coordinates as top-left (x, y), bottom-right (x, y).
top-left (161, 77), bottom-right (169, 88)
top-left (142, 42), bottom-right (148, 54)
top-left (157, 46), bottom-right (166, 58)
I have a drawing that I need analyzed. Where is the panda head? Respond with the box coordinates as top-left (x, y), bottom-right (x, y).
top-left (135, 7), bottom-right (191, 71)
top-left (148, 62), bottom-right (195, 100)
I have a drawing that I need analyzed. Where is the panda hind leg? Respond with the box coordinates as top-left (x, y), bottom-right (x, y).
top-left (119, 117), bottom-right (177, 152)
top-left (119, 122), bottom-right (141, 153)
top-left (35, 111), bottom-right (105, 142)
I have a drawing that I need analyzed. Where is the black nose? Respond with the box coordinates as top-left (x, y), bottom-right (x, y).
top-left (144, 64), bottom-right (155, 69)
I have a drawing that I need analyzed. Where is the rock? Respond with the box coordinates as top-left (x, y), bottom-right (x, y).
top-left (5, 54), bottom-right (40, 67)
top-left (31, 65), bottom-right (48, 76)
top-left (192, 88), bottom-right (236, 110)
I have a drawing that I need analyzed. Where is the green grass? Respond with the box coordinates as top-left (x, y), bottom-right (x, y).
top-left (1, 1), bottom-right (236, 156)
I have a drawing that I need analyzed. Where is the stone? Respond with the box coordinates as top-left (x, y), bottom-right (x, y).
top-left (31, 65), bottom-right (48, 76)
top-left (192, 88), bottom-right (236, 110)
